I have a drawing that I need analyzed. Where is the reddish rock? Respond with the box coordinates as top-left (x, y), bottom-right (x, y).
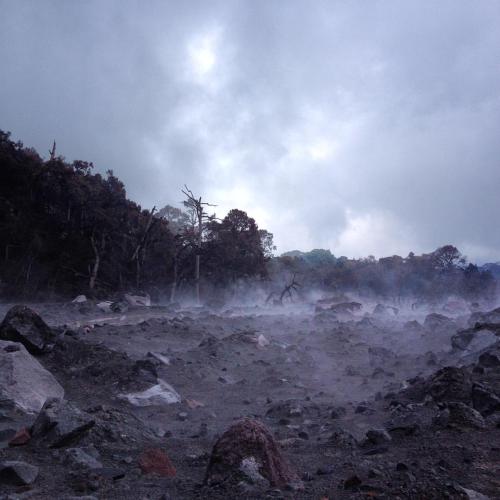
top-left (138, 448), bottom-right (176, 477)
top-left (205, 418), bottom-right (300, 487)
top-left (8, 428), bottom-right (31, 447)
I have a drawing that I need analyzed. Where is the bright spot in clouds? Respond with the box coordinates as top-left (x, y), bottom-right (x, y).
top-left (187, 29), bottom-right (219, 80)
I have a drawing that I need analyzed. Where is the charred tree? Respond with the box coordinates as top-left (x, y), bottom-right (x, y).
top-left (181, 186), bottom-right (216, 304)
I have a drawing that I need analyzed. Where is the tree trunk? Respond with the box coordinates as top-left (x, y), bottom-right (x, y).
top-left (89, 233), bottom-right (105, 290)
top-left (195, 218), bottom-right (202, 304)
top-left (170, 258), bottom-right (178, 303)
top-left (89, 247), bottom-right (100, 291)
top-left (195, 254), bottom-right (200, 303)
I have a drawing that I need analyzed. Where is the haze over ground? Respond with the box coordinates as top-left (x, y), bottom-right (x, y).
top-left (1, 1), bottom-right (500, 260)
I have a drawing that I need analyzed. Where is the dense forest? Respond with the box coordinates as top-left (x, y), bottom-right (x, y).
top-left (0, 130), bottom-right (496, 302)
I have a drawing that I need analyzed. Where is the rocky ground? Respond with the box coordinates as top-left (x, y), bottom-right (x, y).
top-left (0, 296), bottom-right (499, 499)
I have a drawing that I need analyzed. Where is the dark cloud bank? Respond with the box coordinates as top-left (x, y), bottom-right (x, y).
top-left (1, 0), bottom-right (500, 261)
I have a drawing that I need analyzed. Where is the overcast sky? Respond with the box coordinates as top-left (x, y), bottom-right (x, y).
top-left (1, 1), bottom-right (500, 262)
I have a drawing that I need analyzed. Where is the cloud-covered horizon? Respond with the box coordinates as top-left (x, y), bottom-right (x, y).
top-left (1, 1), bottom-right (500, 262)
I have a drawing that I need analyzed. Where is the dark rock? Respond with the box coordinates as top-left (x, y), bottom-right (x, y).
top-left (330, 302), bottom-right (362, 314)
top-left (427, 367), bottom-right (472, 403)
top-left (204, 418), bottom-right (300, 488)
top-left (110, 301), bottom-right (129, 313)
top-left (365, 428), bottom-right (392, 445)
top-left (0, 305), bottom-right (55, 354)
top-left (31, 398), bottom-right (95, 448)
top-left (436, 402), bottom-right (486, 429)
top-left (0, 461), bottom-right (39, 486)
top-left (344, 474), bottom-right (362, 490)
top-left (329, 426), bottom-right (358, 448)
top-left (471, 383), bottom-right (500, 416)
top-left (478, 350), bottom-right (500, 367)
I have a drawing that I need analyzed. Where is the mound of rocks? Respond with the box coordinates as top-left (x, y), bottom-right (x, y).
top-left (204, 418), bottom-right (300, 488)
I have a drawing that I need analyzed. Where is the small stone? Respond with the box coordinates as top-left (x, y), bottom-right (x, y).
top-left (178, 412), bottom-right (188, 421)
top-left (9, 427), bottom-right (31, 446)
top-left (138, 448), bottom-right (176, 477)
top-left (66, 448), bottom-right (103, 469)
top-left (365, 428), bottom-right (392, 445)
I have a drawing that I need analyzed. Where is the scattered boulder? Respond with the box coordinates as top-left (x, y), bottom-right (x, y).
top-left (427, 367), bottom-right (472, 403)
top-left (0, 305), bottom-right (56, 354)
top-left (124, 293), bottom-right (151, 307)
top-left (423, 313), bottom-right (454, 331)
top-left (330, 302), bottom-right (362, 314)
top-left (138, 448), bottom-right (176, 477)
top-left (0, 461), bottom-right (39, 486)
top-left (365, 428), bottom-right (392, 446)
top-left (452, 326), bottom-right (498, 352)
top-left (72, 295), bottom-right (87, 303)
top-left (436, 402), bottom-right (485, 429)
top-left (468, 306), bottom-right (500, 326)
top-left (478, 344), bottom-right (500, 367)
top-left (471, 383), bottom-right (500, 417)
top-left (119, 379), bottom-right (181, 407)
top-left (96, 301), bottom-right (113, 312)
top-left (31, 398), bottom-right (95, 448)
top-left (0, 340), bottom-right (64, 414)
top-left (373, 304), bottom-right (398, 316)
top-left (204, 418), bottom-right (300, 488)
top-left (65, 447), bottom-right (103, 469)
top-left (110, 301), bottom-right (129, 313)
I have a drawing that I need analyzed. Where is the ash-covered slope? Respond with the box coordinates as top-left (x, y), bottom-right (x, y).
top-left (0, 298), bottom-right (499, 499)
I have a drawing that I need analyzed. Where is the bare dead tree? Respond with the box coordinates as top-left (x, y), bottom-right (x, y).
top-left (181, 186), bottom-right (217, 303)
top-left (279, 273), bottom-right (301, 303)
top-left (49, 140), bottom-right (56, 161)
top-left (169, 233), bottom-right (192, 303)
top-left (130, 206), bottom-right (157, 289)
top-left (265, 273), bottom-right (302, 305)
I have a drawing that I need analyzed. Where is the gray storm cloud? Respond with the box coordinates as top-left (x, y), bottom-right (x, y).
top-left (1, 0), bottom-right (500, 261)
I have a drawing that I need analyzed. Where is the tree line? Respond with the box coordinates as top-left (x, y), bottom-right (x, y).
top-left (0, 131), bottom-right (269, 299)
top-left (270, 246), bottom-right (496, 303)
top-left (0, 129), bottom-right (496, 303)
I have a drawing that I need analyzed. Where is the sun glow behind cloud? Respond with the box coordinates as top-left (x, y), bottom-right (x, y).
top-left (187, 29), bottom-right (220, 82)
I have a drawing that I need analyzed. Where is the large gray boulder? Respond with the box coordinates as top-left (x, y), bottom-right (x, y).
top-left (0, 305), bottom-right (55, 354)
top-left (0, 340), bottom-right (64, 415)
